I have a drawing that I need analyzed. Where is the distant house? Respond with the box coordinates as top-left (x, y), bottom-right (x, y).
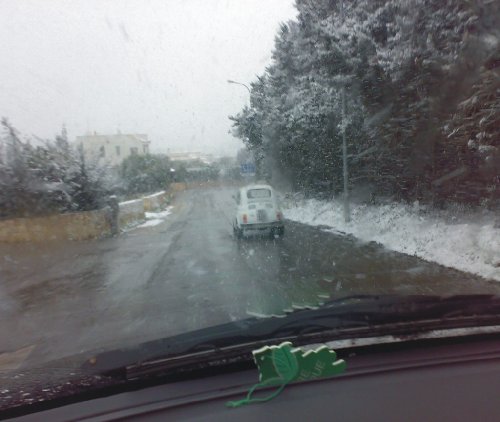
top-left (76, 132), bottom-right (150, 167)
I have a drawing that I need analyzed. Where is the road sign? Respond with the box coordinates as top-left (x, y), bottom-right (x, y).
top-left (240, 163), bottom-right (256, 174)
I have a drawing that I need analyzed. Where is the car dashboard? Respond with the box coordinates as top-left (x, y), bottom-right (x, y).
top-left (8, 333), bottom-right (500, 421)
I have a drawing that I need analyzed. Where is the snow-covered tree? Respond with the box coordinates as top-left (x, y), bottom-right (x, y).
top-left (0, 120), bottom-right (115, 218)
top-left (119, 153), bottom-right (174, 194)
top-left (230, 0), bottom-right (499, 206)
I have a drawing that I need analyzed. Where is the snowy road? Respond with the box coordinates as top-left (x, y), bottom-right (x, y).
top-left (2, 186), bottom-right (500, 369)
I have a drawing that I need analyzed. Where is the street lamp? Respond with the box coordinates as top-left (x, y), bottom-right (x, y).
top-left (339, 0), bottom-right (350, 223)
top-left (227, 79), bottom-right (251, 95)
top-left (227, 79), bottom-right (258, 180)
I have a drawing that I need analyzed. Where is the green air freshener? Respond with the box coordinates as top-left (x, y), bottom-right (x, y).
top-left (226, 341), bottom-right (346, 408)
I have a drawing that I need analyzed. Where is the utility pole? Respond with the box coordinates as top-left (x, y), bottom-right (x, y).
top-left (340, 0), bottom-right (350, 222)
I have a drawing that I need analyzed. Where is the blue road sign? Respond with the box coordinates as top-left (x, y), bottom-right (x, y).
top-left (240, 163), bottom-right (256, 174)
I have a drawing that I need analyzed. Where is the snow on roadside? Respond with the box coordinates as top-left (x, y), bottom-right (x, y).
top-left (133, 206), bottom-right (174, 230)
top-left (282, 197), bottom-right (500, 282)
top-left (136, 207), bottom-right (173, 228)
top-left (119, 198), bottom-right (143, 206)
top-left (145, 209), bottom-right (172, 220)
top-left (137, 219), bottom-right (163, 228)
top-left (146, 190), bottom-right (166, 198)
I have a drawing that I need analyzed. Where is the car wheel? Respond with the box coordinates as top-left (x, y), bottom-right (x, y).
top-left (271, 227), bottom-right (284, 239)
top-left (233, 224), bottom-right (243, 240)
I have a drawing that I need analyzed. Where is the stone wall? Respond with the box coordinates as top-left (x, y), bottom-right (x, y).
top-left (118, 198), bottom-right (145, 228)
top-left (143, 191), bottom-right (168, 212)
top-left (0, 186), bottom-right (184, 243)
top-left (170, 182), bottom-right (187, 192)
top-left (0, 209), bottom-right (111, 243)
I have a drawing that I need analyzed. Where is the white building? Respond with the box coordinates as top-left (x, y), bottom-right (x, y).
top-left (76, 132), bottom-right (150, 167)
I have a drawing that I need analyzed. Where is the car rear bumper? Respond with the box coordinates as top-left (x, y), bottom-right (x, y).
top-left (240, 222), bottom-right (284, 232)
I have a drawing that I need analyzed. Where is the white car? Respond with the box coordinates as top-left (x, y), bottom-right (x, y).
top-left (232, 184), bottom-right (284, 238)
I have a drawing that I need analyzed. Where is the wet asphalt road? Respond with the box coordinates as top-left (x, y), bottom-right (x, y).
top-left (1, 186), bottom-right (500, 369)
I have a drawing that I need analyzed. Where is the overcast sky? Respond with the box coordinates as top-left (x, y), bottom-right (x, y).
top-left (0, 0), bottom-right (297, 156)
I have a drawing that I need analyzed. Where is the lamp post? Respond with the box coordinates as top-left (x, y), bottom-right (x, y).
top-left (227, 79), bottom-right (251, 95)
top-left (227, 79), bottom-right (259, 180)
top-left (340, 0), bottom-right (350, 223)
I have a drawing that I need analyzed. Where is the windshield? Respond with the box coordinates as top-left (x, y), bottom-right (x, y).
top-left (1, 0), bottom-right (499, 411)
top-left (247, 188), bottom-right (272, 199)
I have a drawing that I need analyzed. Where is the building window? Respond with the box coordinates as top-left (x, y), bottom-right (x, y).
top-left (99, 145), bottom-right (105, 158)
top-left (130, 147), bottom-right (138, 155)
top-left (116, 146), bottom-right (121, 156)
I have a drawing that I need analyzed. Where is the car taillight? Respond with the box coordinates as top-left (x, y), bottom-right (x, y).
top-left (277, 211), bottom-right (282, 221)
top-left (242, 214), bottom-right (248, 224)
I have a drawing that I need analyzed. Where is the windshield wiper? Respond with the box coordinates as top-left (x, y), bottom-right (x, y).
top-left (85, 294), bottom-right (500, 380)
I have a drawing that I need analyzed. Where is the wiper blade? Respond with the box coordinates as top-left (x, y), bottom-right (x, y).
top-left (84, 294), bottom-right (500, 379)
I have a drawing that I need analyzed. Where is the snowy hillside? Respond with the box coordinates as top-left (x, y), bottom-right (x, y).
top-left (283, 196), bottom-right (500, 282)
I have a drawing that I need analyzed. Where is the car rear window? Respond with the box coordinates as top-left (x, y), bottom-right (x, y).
top-left (247, 188), bottom-right (272, 199)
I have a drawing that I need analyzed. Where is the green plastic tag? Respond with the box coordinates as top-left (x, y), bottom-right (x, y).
top-left (226, 342), bottom-right (346, 408)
